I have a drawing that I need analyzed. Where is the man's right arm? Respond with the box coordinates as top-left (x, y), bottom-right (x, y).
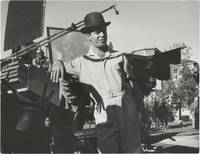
top-left (50, 60), bottom-right (66, 82)
top-left (50, 57), bottom-right (81, 81)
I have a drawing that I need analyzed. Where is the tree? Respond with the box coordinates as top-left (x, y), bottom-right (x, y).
top-left (143, 42), bottom-right (198, 124)
top-left (155, 42), bottom-right (198, 120)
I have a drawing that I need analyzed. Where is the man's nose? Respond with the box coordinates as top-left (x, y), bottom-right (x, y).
top-left (99, 31), bottom-right (104, 37)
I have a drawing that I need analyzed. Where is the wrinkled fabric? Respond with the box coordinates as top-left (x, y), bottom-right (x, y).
top-left (60, 46), bottom-right (143, 153)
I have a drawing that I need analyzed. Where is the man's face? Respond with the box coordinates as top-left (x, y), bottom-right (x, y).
top-left (37, 50), bottom-right (44, 59)
top-left (87, 26), bottom-right (107, 49)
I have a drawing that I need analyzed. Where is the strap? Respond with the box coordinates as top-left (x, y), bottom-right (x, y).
top-left (82, 53), bottom-right (123, 62)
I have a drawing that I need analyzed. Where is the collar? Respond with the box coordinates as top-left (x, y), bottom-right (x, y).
top-left (84, 45), bottom-right (124, 62)
top-left (87, 45), bottom-right (111, 59)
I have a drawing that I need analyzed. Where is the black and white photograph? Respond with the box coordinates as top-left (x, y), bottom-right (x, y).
top-left (1, 0), bottom-right (199, 153)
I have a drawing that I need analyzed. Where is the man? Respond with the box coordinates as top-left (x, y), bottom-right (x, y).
top-left (32, 48), bottom-right (48, 68)
top-left (159, 101), bottom-right (169, 130)
top-left (51, 12), bottom-right (144, 153)
top-left (190, 96), bottom-right (199, 129)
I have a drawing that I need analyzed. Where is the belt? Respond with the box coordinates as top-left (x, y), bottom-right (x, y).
top-left (103, 90), bottom-right (125, 99)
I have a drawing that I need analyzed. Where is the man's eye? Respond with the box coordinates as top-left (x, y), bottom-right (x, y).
top-left (94, 31), bottom-right (100, 34)
top-left (96, 28), bottom-right (105, 34)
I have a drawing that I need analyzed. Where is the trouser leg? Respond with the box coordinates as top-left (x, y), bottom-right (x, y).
top-left (95, 106), bottom-right (120, 153)
top-left (119, 95), bottom-right (143, 153)
top-left (94, 92), bottom-right (143, 153)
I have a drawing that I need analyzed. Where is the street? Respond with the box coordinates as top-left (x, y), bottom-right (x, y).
top-left (150, 122), bottom-right (199, 153)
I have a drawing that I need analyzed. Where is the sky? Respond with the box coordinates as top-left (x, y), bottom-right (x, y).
top-left (1, 0), bottom-right (199, 62)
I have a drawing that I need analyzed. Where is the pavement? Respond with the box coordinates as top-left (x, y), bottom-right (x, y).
top-left (158, 135), bottom-right (199, 148)
top-left (149, 121), bottom-right (199, 153)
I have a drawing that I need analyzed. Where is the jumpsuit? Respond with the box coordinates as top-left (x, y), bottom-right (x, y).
top-left (60, 46), bottom-right (143, 153)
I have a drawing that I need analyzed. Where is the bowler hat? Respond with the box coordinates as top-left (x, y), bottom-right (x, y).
top-left (80, 12), bottom-right (111, 34)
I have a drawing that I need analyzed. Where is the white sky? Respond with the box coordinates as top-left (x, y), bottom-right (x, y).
top-left (1, 0), bottom-right (199, 62)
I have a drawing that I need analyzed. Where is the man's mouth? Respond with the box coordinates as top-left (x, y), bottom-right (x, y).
top-left (99, 39), bottom-right (105, 43)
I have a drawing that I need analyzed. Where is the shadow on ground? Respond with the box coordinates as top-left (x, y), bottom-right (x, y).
top-left (168, 123), bottom-right (192, 128)
top-left (158, 145), bottom-right (199, 153)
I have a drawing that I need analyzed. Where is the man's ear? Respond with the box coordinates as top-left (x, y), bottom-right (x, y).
top-left (86, 33), bottom-right (91, 41)
top-left (86, 33), bottom-right (90, 37)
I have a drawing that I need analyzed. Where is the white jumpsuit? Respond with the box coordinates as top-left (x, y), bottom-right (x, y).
top-left (60, 47), bottom-right (143, 153)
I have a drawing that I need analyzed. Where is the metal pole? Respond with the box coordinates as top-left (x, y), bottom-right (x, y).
top-left (1, 4), bottom-right (118, 65)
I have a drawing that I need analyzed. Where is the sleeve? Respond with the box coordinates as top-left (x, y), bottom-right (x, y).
top-left (64, 57), bottom-right (81, 78)
top-left (59, 57), bottom-right (82, 112)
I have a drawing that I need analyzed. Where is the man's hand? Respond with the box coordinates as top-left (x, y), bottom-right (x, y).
top-left (89, 93), bottom-right (105, 113)
top-left (50, 60), bottom-right (65, 82)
